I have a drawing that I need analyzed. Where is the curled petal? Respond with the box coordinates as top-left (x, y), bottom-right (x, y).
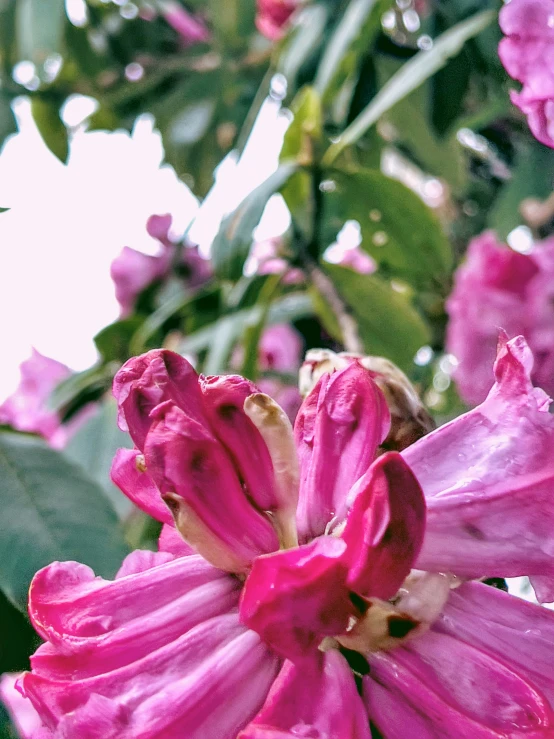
top-left (110, 447), bottom-right (172, 525)
top-left (405, 336), bottom-right (554, 601)
top-left (341, 452), bottom-right (426, 601)
top-left (145, 403), bottom-right (278, 572)
top-left (240, 537), bottom-right (352, 661)
top-left (240, 650), bottom-right (370, 739)
top-left (113, 350), bottom-right (203, 449)
top-left (365, 630), bottom-right (554, 737)
top-left (295, 362), bottom-right (390, 542)
top-left (200, 375), bottom-right (278, 512)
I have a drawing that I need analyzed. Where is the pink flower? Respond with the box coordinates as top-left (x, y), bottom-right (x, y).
top-left (499, 0), bottom-right (554, 148)
top-left (0, 673), bottom-right (43, 738)
top-left (0, 350), bottom-right (82, 449)
top-left (16, 338), bottom-right (554, 736)
top-left (111, 214), bottom-right (211, 318)
top-left (446, 230), bottom-right (554, 404)
top-left (158, 1), bottom-right (209, 44)
top-left (259, 324), bottom-right (303, 374)
top-left (256, 0), bottom-right (300, 40)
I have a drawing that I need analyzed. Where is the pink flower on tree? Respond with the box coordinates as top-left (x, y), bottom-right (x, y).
top-left (111, 214), bottom-right (211, 318)
top-left (256, 0), bottom-right (300, 40)
top-left (14, 336), bottom-right (554, 736)
top-left (499, 0), bottom-right (554, 148)
top-left (446, 230), bottom-right (554, 405)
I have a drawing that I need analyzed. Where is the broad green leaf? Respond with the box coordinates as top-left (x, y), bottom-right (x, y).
top-left (324, 264), bottom-right (430, 370)
top-left (16, 0), bottom-right (66, 64)
top-left (94, 317), bottom-right (144, 363)
top-left (30, 98), bottom-right (69, 163)
top-left (64, 400), bottom-right (133, 519)
top-left (48, 364), bottom-right (116, 420)
top-left (211, 162), bottom-right (297, 281)
top-left (0, 431), bottom-right (129, 611)
top-left (322, 10), bottom-right (495, 165)
top-left (322, 169), bottom-right (452, 287)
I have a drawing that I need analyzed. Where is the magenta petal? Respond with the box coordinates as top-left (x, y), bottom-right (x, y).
top-left (295, 362), bottom-right (390, 542)
top-left (110, 447), bottom-right (172, 525)
top-left (199, 375), bottom-right (278, 512)
top-left (145, 402), bottom-right (279, 572)
top-left (341, 452), bottom-right (426, 601)
top-left (240, 650), bottom-right (370, 738)
top-left (158, 523), bottom-right (195, 556)
top-left (258, 324), bottom-right (303, 374)
top-left (365, 629), bottom-right (554, 736)
top-left (404, 335), bottom-right (554, 600)
top-left (112, 350), bottom-right (203, 449)
top-left (0, 673), bottom-right (43, 739)
top-left (110, 245), bottom-right (172, 318)
top-left (240, 537), bottom-right (352, 660)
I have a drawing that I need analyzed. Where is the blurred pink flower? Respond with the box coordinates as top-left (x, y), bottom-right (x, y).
top-left (446, 230), bottom-right (554, 405)
top-left (259, 323), bottom-right (303, 374)
top-left (16, 338), bottom-right (554, 736)
top-left (111, 214), bottom-right (211, 318)
top-left (158, 1), bottom-right (209, 44)
top-left (0, 673), bottom-right (42, 739)
top-left (256, 0), bottom-right (300, 39)
top-left (0, 350), bottom-right (81, 449)
top-left (499, 0), bottom-right (554, 148)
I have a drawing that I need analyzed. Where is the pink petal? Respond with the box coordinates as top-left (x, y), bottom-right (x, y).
top-left (145, 213), bottom-right (172, 243)
top-left (239, 536), bottom-right (352, 660)
top-left (240, 650), bottom-right (370, 738)
top-left (404, 335), bottom-right (554, 601)
top-left (159, 1), bottom-right (210, 44)
top-left (258, 324), bottom-right (303, 374)
top-left (256, 379), bottom-right (302, 424)
top-left (158, 523), bottom-right (195, 556)
top-left (341, 452), bottom-right (426, 601)
top-left (0, 673), bottom-right (43, 739)
top-left (365, 629), bottom-right (554, 736)
top-left (112, 350), bottom-right (204, 449)
top-left (110, 245), bottom-right (172, 319)
top-left (294, 362), bottom-right (390, 542)
top-left (199, 375), bottom-right (278, 512)
top-left (110, 447), bottom-right (173, 525)
top-left (144, 402), bottom-right (279, 572)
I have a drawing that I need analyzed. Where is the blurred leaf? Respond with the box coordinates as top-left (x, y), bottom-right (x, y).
top-left (16, 0), bottom-right (66, 64)
top-left (322, 169), bottom-right (452, 287)
top-left (489, 142), bottom-right (554, 240)
top-left (322, 10), bottom-right (495, 165)
top-left (94, 317), bottom-right (144, 363)
top-left (277, 3), bottom-right (330, 92)
top-left (64, 399), bottom-right (134, 520)
top-left (240, 273), bottom-right (282, 379)
top-left (30, 98), bottom-right (68, 163)
top-left (0, 207), bottom-right (9, 213)
top-left (0, 431), bottom-right (129, 611)
top-left (49, 364), bottom-right (115, 420)
top-left (208, 0), bottom-right (255, 46)
top-left (203, 312), bottom-right (247, 375)
top-left (0, 96), bottom-right (16, 153)
top-left (211, 162), bottom-right (297, 281)
top-left (324, 265), bottom-right (430, 370)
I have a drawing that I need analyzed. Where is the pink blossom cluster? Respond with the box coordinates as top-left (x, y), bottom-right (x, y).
top-left (10, 333), bottom-right (554, 736)
top-left (446, 230), bottom-right (554, 405)
top-left (499, 0), bottom-right (554, 148)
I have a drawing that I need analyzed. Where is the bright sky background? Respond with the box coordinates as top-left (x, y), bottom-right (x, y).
top-left (0, 95), bottom-right (288, 399)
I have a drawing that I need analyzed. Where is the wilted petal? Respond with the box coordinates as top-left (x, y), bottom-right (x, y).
top-left (240, 650), bottom-right (370, 738)
top-left (341, 452), bottom-right (426, 601)
top-left (110, 448), bottom-right (173, 525)
top-left (200, 375), bottom-right (278, 512)
top-left (240, 537), bottom-right (352, 660)
top-left (145, 403), bottom-right (279, 572)
top-left (365, 629), bottom-right (554, 736)
top-left (404, 336), bottom-right (554, 601)
top-left (113, 350), bottom-right (203, 449)
top-left (295, 363), bottom-right (390, 542)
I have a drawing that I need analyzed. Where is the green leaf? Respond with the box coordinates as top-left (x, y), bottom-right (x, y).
top-left (16, 0), bottom-right (66, 64)
top-left (324, 264), bottom-right (430, 370)
top-left (48, 364), bottom-right (115, 420)
top-left (64, 400), bottom-right (133, 519)
top-left (0, 95), bottom-right (16, 154)
top-left (0, 431), bottom-right (129, 610)
top-left (30, 98), bottom-right (69, 163)
top-left (94, 317), bottom-right (145, 363)
top-left (322, 10), bottom-right (495, 165)
top-left (322, 169), bottom-right (452, 287)
top-left (211, 162), bottom-right (297, 281)
top-left (277, 3), bottom-right (330, 92)
top-left (281, 86), bottom-right (323, 162)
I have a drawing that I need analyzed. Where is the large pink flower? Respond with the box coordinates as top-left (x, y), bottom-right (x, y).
top-left (499, 0), bottom-right (554, 148)
top-left (446, 230), bottom-right (554, 404)
top-left (15, 337), bottom-right (554, 736)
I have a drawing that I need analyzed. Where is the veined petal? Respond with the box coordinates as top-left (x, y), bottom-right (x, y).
top-left (404, 336), bottom-right (554, 601)
top-left (239, 537), bottom-right (352, 661)
top-left (110, 448), bottom-right (172, 525)
top-left (199, 375), bottom-right (278, 512)
top-left (341, 452), bottom-right (426, 601)
top-left (145, 403), bottom-right (279, 572)
top-left (295, 362), bottom-right (390, 542)
top-left (365, 629), bottom-right (554, 737)
top-left (239, 650), bottom-right (370, 738)
top-left (113, 350), bottom-right (203, 449)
